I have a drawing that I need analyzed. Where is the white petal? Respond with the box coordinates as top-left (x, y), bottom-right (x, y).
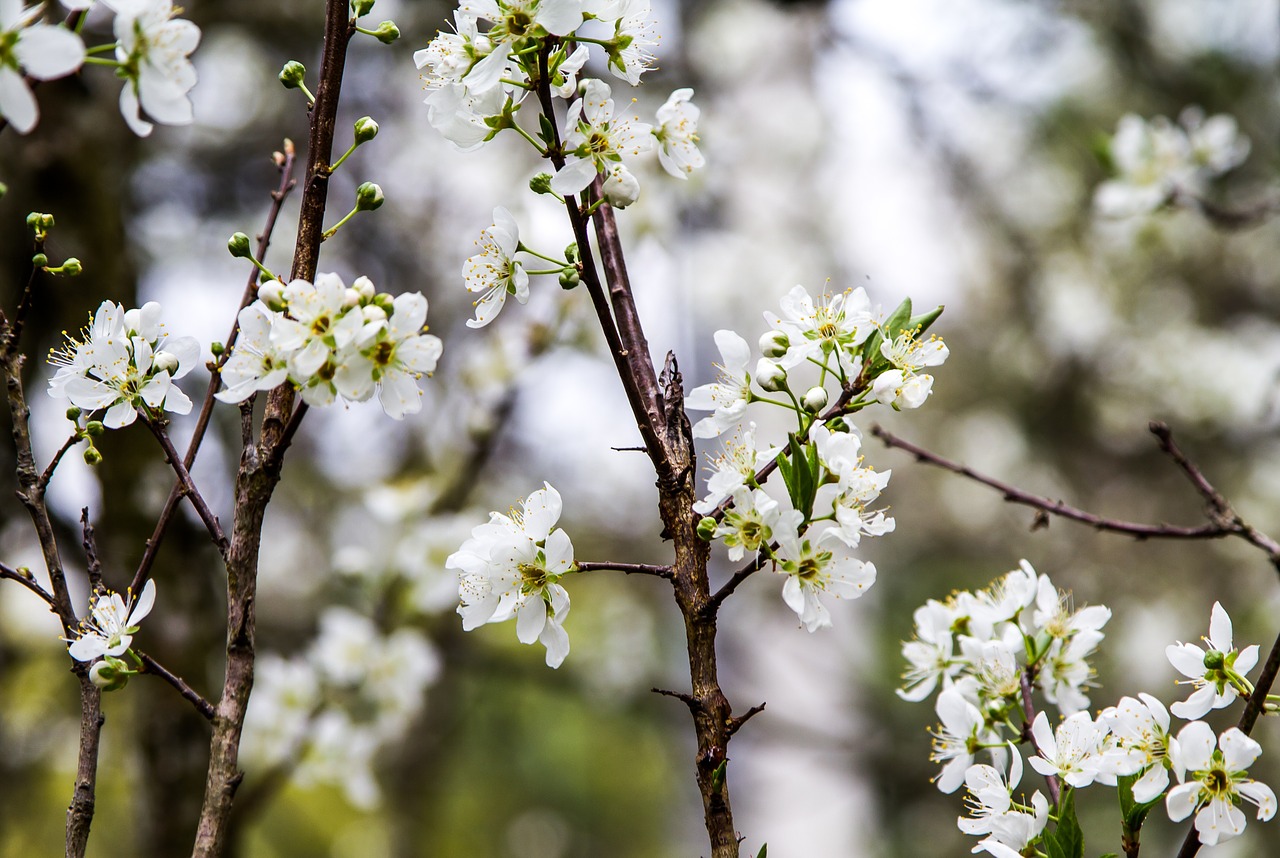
top-left (15, 25), bottom-right (85, 80)
top-left (0, 66), bottom-right (37, 134)
top-left (1208, 602), bottom-right (1233, 651)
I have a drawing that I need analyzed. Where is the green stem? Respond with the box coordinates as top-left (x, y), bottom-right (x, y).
top-left (329, 140), bottom-right (359, 172)
top-left (321, 205), bottom-right (359, 240)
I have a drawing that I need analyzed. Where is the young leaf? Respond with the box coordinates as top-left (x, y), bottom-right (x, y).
top-left (882, 297), bottom-right (913, 338)
top-left (1044, 787), bottom-right (1085, 858)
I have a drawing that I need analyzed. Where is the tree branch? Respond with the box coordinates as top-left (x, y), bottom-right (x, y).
top-left (141, 414), bottom-right (229, 557)
top-left (137, 650), bottom-right (216, 722)
top-left (576, 560), bottom-right (673, 578)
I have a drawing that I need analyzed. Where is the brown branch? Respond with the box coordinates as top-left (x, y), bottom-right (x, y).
top-left (65, 671), bottom-right (103, 858)
top-left (130, 147), bottom-right (297, 595)
top-left (1019, 667), bottom-right (1060, 807)
top-left (0, 561), bottom-right (54, 605)
top-left (576, 560), bottom-right (673, 578)
top-left (38, 433), bottom-right (81, 493)
top-left (80, 508), bottom-right (102, 591)
top-left (870, 425), bottom-right (1233, 542)
top-left (137, 650), bottom-right (216, 722)
top-left (726, 703), bottom-right (766, 738)
top-left (708, 553), bottom-right (769, 613)
top-left (141, 414), bottom-right (228, 557)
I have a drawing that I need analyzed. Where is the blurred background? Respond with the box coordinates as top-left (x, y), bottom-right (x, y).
top-left (3, 0), bottom-right (1280, 855)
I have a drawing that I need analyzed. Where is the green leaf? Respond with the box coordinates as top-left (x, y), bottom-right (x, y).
top-left (1044, 787), bottom-right (1084, 858)
top-left (783, 434), bottom-right (818, 520)
top-left (882, 297), bottom-right (913, 338)
top-left (755, 846), bottom-right (767, 858)
top-left (538, 111), bottom-right (556, 148)
top-left (906, 304), bottom-right (944, 336)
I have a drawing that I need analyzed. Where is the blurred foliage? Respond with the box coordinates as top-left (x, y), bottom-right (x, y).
top-left (3, 0), bottom-right (1280, 856)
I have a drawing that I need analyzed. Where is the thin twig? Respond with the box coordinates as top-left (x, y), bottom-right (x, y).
top-left (726, 703), bottom-right (766, 738)
top-left (38, 433), bottom-right (82, 493)
top-left (140, 414), bottom-right (228, 557)
top-left (266, 401), bottom-right (309, 473)
top-left (136, 650), bottom-right (215, 722)
top-left (1019, 667), bottom-right (1060, 807)
top-left (0, 561), bottom-right (54, 605)
top-left (80, 508), bottom-right (102, 591)
top-left (708, 553), bottom-right (769, 613)
top-left (576, 561), bottom-right (673, 578)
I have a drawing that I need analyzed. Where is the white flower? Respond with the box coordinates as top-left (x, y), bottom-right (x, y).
top-left (334, 292), bottom-right (443, 418)
top-left (446, 483), bottom-right (576, 667)
top-left (463, 206), bottom-right (528, 328)
top-left (602, 0), bottom-right (657, 85)
top-left (653, 87), bottom-right (704, 179)
top-left (1166, 722), bottom-right (1276, 846)
top-left (930, 686), bottom-right (986, 793)
top-left (66, 579), bottom-right (157, 662)
top-left (0, 0), bottom-right (85, 134)
top-left (693, 422), bottom-right (778, 514)
top-left (461, 0), bottom-right (583, 38)
top-left (871, 369), bottom-right (933, 409)
top-left (1097, 693), bottom-right (1173, 803)
top-left (601, 162), bottom-right (640, 208)
top-left (1028, 710), bottom-right (1106, 789)
top-left (1167, 601), bottom-right (1258, 720)
top-left (712, 487), bottom-right (800, 562)
top-left (413, 12), bottom-right (486, 93)
top-left (550, 78), bottom-right (653, 195)
top-left (240, 654), bottom-right (321, 766)
top-left (108, 0), bottom-right (200, 137)
top-left (958, 750), bottom-right (1050, 858)
top-left (424, 80), bottom-right (509, 151)
top-left (1037, 629), bottom-right (1104, 715)
top-left (898, 599), bottom-right (959, 702)
top-left (48, 300), bottom-right (200, 428)
top-left (214, 303), bottom-right (294, 403)
top-left (772, 521), bottom-right (875, 632)
top-left (685, 329), bottom-right (753, 439)
top-left (763, 285), bottom-right (875, 372)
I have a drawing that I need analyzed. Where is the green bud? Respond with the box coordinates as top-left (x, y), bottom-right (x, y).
top-left (210, 341), bottom-right (225, 356)
top-left (530, 172), bottom-right (554, 194)
top-left (57, 258), bottom-right (82, 277)
top-left (355, 181), bottom-right (385, 211)
top-left (257, 280), bottom-right (286, 310)
top-left (696, 516), bottom-right (718, 541)
top-left (373, 292), bottom-right (395, 313)
top-left (279, 60), bottom-right (307, 88)
top-left (0, 181), bottom-right (7, 199)
top-left (89, 656), bottom-right (130, 691)
top-left (85, 420), bottom-right (106, 437)
top-left (353, 116), bottom-right (379, 144)
top-left (65, 406), bottom-right (82, 421)
top-left (759, 330), bottom-right (789, 359)
top-left (31, 252), bottom-right (48, 268)
top-left (83, 446), bottom-right (103, 466)
top-left (802, 386), bottom-right (828, 413)
top-left (823, 416), bottom-right (849, 434)
top-left (564, 242), bottom-right (580, 263)
top-left (351, 0), bottom-right (375, 15)
top-left (227, 232), bottom-right (253, 258)
top-left (1204, 649), bottom-right (1226, 670)
top-left (371, 20), bottom-right (400, 44)
top-left (558, 268), bottom-right (580, 290)
top-left (711, 760), bottom-right (727, 794)
top-left (27, 211), bottom-right (53, 230)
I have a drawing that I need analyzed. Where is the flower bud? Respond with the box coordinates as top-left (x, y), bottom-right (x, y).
top-left (152, 352), bottom-right (179, 374)
top-left (353, 116), bottom-right (379, 144)
top-left (227, 232), bottom-right (253, 259)
top-left (83, 446), bottom-right (103, 465)
top-left (351, 0), bottom-right (375, 14)
top-left (373, 292), bottom-right (395, 313)
top-left (802, 386), bottom-right (828, 413)
top-left (85, 421), bottom-right (105, 437)
top-left (65, 406), bottom-right (81, 421)
top-left (343, 287), bottom-right (361, 309)
top-left (1204, 649), bottom-right (1225, 670)
top-left (755, 359), bottom-right (787, 392)
top-left (361, 304), bottom-right (387, 323)
top-left (759, 330), bottom-right (789, 359)
top-left (27, 211), bottom-right (54, 231)
top-left (58, 258), bottom-right (82, 277)
top-left (696, 516), bottom-right (718, 541)
top-left (210, 341), bottom-right (225, 357)
top-left (370, 20), bottom-right (400, 44)
top-left (564, 242), bottom-right (580, 263)
top-left (355, 181), bottom-right (385, 211)
top-left (31, 252), bottom-right (48, 268)
top-left (602, 164), bottom-right (640, 208)
top-left (0, 181), bottom-right (6, 199)
top-left (529, 172), bottom-right (554, 195)
top-left (90, 657), bottom-right (130, 691)
top-left (257, 280), bottom-right (286, 310)
top-left (353, 275), bottom-right (376, 300)
top-left (559, 268), bottom-right (580, 290)
top-left (279, 60), bottom-right (307, 89)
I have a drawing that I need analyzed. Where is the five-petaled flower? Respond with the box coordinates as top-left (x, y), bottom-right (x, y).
top-left (1166, 721), bottom-right (1276, 846)
top-left (66, 579), bottom-right (157, 662)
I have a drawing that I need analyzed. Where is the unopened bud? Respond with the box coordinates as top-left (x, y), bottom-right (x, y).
top-left (65, 406), bottom-right (82, 421)
top-left (373, 292), bottom-right (395, 313)
top-left (257, 280), bottom-right (286, 310)
top-left (272, 150), bottom-right (286, 167)
top-left (353, 116), bottom-right (379, 145)
top-left (361, 304), bottom-right (387, 323)
top-left (559, 268), bottom-right (580, 290)
top-left (759, 330), bottom-right (789, 359)
top-left (1204, 649), bottom-right (1226, 670)
top-left (32, 252), bottom-right (48, 268)
top-left (343, 287), bottom-right (361, 309)
top-left (85, 420), bottom-right (106, 437)
top-left (152, 352), bottom-right (179, 374)
top-left (802, 386), bottom-right (828, 413)
top-left (89, 657), bottom-right (130, 691)
top-left (210, 341), bottom-right (225, 357)
top-left (755, 359), bottom-right (787, 392)
top-left (355, 181), bottom-right (384, 211)
top-left (353, 275), bottom-right (376, 300)
top-left (370, 20), bottom-right (400, 44)
top-left (83, 446), bottom-right (103, 465)
top-left (279, 60), bottom-right (307, 88)
top-left (227, 232), bottom-right (253, 259)
top-left (602, 164), bottom-right (640, 208)
top-left (351, 0), bottom-right (375, 14)
top-left (564, 242), bottom-right (580, 263)
top-left (530, 172), bottom-right (554, 195)
top-left (57, 258), bottom-right (82, 277)
top-left (697, 516), bottom-right (718, 541)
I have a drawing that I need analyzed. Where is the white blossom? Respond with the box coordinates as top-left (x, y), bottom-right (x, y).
top-left (1028, 710), bottom-right (1106, 789)
top-left (66, 579), bottom-right (156, 662)
top-left (1167, 722), bottom-right (1276, 846)
top-left (772, 520), bottom-right (875, 632)
top-left (1167, 601), bottom-right (1258, 720)
top-left (550, 78), bottom-right (653, 196)
top-left (763, 284), bottom-right (875, 372)
top-left (107, 0), bottom-right (201, 137)
top-left (685, 329), bottom-right (753, 439)
top-left (0, 0), bottom-right (85, 134)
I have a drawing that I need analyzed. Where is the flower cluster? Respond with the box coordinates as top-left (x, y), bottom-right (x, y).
top-left (446, 483), bottom-right (575, 667)
top-left (0, 0), bottom-right (199, 137)
top-left (687, 285), bottom-right (946, 631)
top-left (414, 0), bottom-right (702, 196)
top-left (215, 273), bottom-right (443, 420)
top-left (901, 571), bottom-right (1277, 851)
top-left (241, 607), bottom-right (440, 808)
top-left (64, 579), bottom-right (157, 691)
top-left (48, 300), bottom-right (200, 429)
top-left (1095, 107), bottom-right (1250, 217)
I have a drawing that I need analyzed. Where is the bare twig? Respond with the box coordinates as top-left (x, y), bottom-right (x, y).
top-left (38, 433), bottom-right (82, 493)
top-left (707, 553), bottom-right (769, 614)
top-left (136, 650), bottom-right (216, 722)
top-left (726, 703), bottom-right (766, 738)
top-left (80, 508), bottom-right (102, 591)
top-left (0, 560), bottom-right (54, 605)
top-left (140, 414), bottom-right (228, 557)
top-left (576, 561), bottom-right (673, 578)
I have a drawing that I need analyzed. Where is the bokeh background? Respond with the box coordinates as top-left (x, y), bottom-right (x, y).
top-left (3, 0), bottom-right (1280, 856)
